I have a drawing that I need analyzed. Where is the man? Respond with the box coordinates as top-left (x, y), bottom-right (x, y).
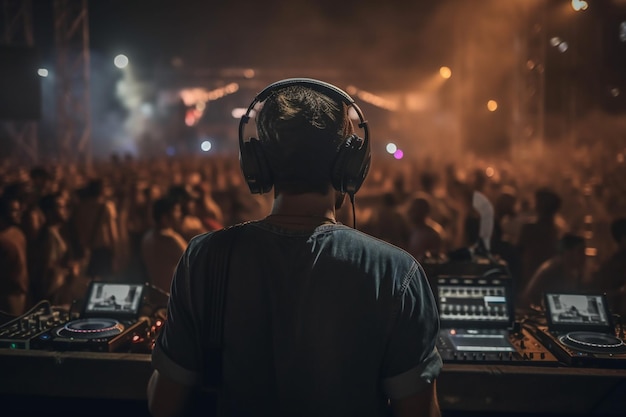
top-left (30, 192), bottom-right (83, 306)
top-left (141, 197), bottom-right (188, 292)
top-left (591, 218), bottom-right (626, 316)
top-left (406, 196), bottom-right (444, 261)
top-left (520, 234), bottom-right (586, 308)
top-left (0, 195), bottom-right (29, 315)
top-left (147, 79), bottom-right (442, 417)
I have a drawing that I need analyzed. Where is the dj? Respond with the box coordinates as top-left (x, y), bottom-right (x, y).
top-left (147, 79), bottom-right (442, 417)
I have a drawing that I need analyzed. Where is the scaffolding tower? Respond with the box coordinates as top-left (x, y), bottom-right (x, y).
top-left (54, 0), bottom-right (91, 168)
top-left (1, 0), bottom-right (38, 164)
top-left (511, 0), bottom-right (546, 161)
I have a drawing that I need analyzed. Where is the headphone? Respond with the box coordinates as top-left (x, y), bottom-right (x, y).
top-left (238, 78), bottom-right (371, 196)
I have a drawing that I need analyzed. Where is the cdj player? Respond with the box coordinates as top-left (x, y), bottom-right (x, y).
top-left (32, 281), bottom-right (149, 352)
top-left (434, 273), bottom-right (558, 365)
top-left (530, 293), bottom-right (626, 368)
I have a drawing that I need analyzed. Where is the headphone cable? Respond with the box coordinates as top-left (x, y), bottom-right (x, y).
top-left (349, 193), bottom-right (357, 229)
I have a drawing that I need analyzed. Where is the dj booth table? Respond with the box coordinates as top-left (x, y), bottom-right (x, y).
top-left (1, 349), bottom-right (625, 417)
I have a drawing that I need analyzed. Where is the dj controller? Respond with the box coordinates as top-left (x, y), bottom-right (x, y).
top-left (0, 282), bottom-right (156, 353)
top-left (426, 259), bottom-right (626, 369)
top-left (1, 268), bottom-right (626, 372)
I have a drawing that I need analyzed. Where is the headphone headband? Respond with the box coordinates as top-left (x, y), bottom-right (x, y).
top-left (238, 78), bottom-right (371, 196)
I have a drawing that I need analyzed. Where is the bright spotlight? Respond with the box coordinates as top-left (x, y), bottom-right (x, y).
top-left (439, 66), bottom-right (452, 79)
top-left (393, 149), bottom-right (404, 160)
top-left (231, 108), bottom-right (247, 119)
top-left (571, 0), bottom-right (588, 11)
top-left (487, 100), bottom-right (498, 112)
top-left (386, 143), bottom-right (398, 154)
top-left (37, 68), bottom-right (49, 77)
top-left (114, 54), bottom-right (129, 69)
top-left (201, 140), bottom-right (212, 152)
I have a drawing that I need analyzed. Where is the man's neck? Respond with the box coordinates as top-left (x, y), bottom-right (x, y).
top-left (267, 189), bottom-right (338, 227)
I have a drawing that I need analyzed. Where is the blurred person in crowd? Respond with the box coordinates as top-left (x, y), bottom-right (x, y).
top-left (416, 171), bottom-right (452, 230)
top-left (447, 179), bottom-right (491, 254)
top-left (168, 185), bottom-right (208, 242)
top-left (148, 80), bottom-right (441, 417)
top-left (520, 234), bottom-right (586, 308)
top-left (0, 195), bottom-right (28, 315)
top-left (491, 187), bottom-right (523, 282)
top-left (191, 182), bottom-right (224, 232)
top-left (518, 188), bottom-right (566, 294)
top-left (369, 192), bottom-right (411, 249)
top-left (493, 186), bottom-right (522, 245)
top-left (30, 193), bottom-right (84, 306)
top-left (71, 179), bottom-right (119, 280)
top-left (591, 218), bottom-right (626, 316)
top-left (406, 196), bottom-right (444, 261)
top-left (141, 197), bottom-right (187, 293)
top-left (22, 167), bottom-right (52, 240)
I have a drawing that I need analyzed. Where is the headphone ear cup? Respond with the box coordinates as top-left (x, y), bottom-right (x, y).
top-left (239, 138), bottom-right (273, 194)
top-left (332, 134), bottom-right (371, 195)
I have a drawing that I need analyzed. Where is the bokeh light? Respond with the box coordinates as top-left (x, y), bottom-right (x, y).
top-left (571, 0), bottom-right (588, 12)
top-left (200, 140), bottom-right (212, 152)
top-left (37, 68), bottom-right (49, 77)
top-left (114, 54), bottom-right (129, 69)
top-left (439, 66), bottom-right (452, 79)
top-left (393, 149), bottom-right (404, 160)
top-left (487, 100), bottom-right (498, 111)
top-left (386, 143), bottom-right (398, 154)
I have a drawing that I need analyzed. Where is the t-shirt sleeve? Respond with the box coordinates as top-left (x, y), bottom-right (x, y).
top-left (151, 242), bottom-right (204, 387)
top-left (381, 262), bottom-right (443, 400)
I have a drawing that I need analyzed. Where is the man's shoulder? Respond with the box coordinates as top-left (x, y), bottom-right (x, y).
top-left (186, 223), bottom-right (250, 254)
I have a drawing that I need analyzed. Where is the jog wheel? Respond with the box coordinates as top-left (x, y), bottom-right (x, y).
top-left (559, 331), bottom-right (626, 353)
top-left (56, 318), bottom-right (125, 339)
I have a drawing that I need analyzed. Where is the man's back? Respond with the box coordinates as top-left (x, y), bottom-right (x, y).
top-left (153, 221), bottom-right (441, 417)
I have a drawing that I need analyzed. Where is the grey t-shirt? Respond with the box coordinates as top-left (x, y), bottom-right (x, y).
top-left (152, 221), bottom-right (442, 417)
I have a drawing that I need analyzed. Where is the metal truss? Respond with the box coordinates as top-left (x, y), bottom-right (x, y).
top-left (53, 0), bottom-right (91, 167)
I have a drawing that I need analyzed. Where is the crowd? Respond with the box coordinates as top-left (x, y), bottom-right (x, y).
top-left (1, 143), bottom-right (625, 319)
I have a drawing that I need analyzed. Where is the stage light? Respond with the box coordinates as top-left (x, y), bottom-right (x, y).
top-left (487, 100), bottom-right (498, 112)
top-left (114, 54), bottom-right (129, 69)
top-left (37, 68), bottom-right (48, 77)
top-left (201, 140), bottom-right (212, 152)
top-left (571, 0), bottom-right (588, 11)
top-left (393, 149), bottom-right (404, 160)
top-left (386, 143), bottom-right (398, 154)
top-left (439, 66), bottom-right (452, 79)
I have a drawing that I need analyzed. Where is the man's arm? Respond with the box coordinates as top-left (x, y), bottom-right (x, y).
top-left (147, 370), bottom-right (194, 417)
top-left (390, 381), bottom-right (441, 417)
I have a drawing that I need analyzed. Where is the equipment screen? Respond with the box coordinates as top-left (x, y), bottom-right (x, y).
top-left (84, 283), bottom-right (144, 317)
top-left (545, 293), bottom-right (610, 330)
top-left (438, 284), bottom-right (510, 324)
top-left (444, 329), bottom-right (515, 352)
